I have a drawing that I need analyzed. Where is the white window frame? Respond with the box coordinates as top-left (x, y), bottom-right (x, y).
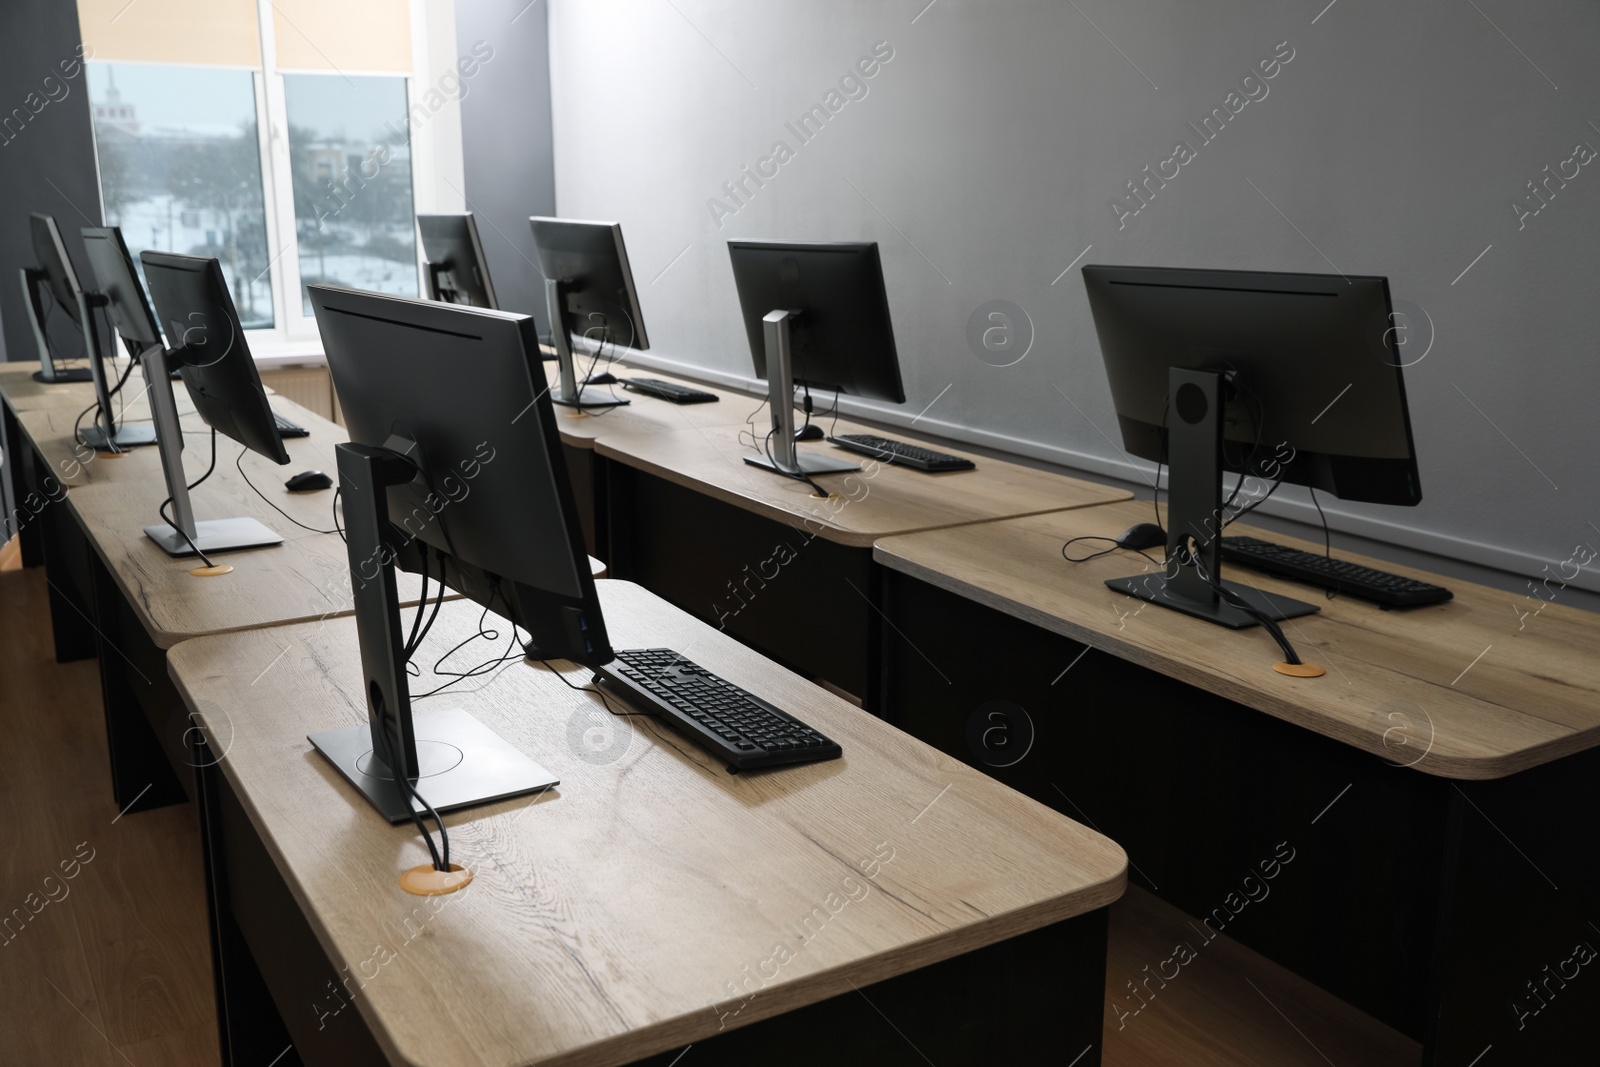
top-left (87, 0), bottom-right (465, 364)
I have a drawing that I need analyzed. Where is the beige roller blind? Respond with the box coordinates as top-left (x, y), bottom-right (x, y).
top-left (78, 0), bottom-right (262, 67)
top-left (272, 0), bottom-right (413, 73)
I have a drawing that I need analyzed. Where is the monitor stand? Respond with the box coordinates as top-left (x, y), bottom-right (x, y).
top-left (545, 277), bottom-right (629, 412)
top-left (138, 343), bottom-right (282, 555)
top-left (76, 290), bottom-right (157, 450)
top-left (743, 309), bottom-right (859, 477)
top-left (308, 441), bottom-right (559, 824)
top-left (1105, 366), bottom-right (1318, 630)
top-left (20, 268), bottom-right (91, 383)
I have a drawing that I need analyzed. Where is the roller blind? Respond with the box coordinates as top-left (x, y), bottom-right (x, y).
top-left (272, 0), bottom-right (413, 73)
top-left (77, 0), bottom-right (262, 67)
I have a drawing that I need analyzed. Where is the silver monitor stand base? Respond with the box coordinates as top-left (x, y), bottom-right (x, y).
top-left (743, 451), bottom-right (859, 476)
top-left (81, 424), bottom-right (158, 450)
top-left (144, 517), bottom-right (284, 556)
top-left (309, 708), bottom-right (561, 823)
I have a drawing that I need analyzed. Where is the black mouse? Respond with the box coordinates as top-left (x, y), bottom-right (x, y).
top-left (285, 470), bottom-right (333, 492)
top-left (585, 371), bottom-right (619, 385)
top-left (1116, 522), bottom-right (1167, 550)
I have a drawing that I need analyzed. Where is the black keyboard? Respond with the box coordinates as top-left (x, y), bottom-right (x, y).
top-left (828, 433), bottom-right (975, 472)
top-left (594, 648), bottom-right (841, 771)
top-left (621, 378), bottom-right (720, 404)
top-left (274, 412), bottom-right (309, 438)
top-left (1220, 536), bottom-right (1452, 608)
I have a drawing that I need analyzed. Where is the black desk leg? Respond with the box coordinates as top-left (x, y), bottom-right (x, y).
top-left (635, 909), bottom-right (1111, 1066)
top-left (197, 752), bottom-right (306, 1067)
top-left (1422, 753), bottom-right (1600, 1065)
top-left (36, 469), bottom-right (97, 663)
top-left (87, 542), bottom-right (185, 812)
top-left (3, 401), bottom-right (46, 567)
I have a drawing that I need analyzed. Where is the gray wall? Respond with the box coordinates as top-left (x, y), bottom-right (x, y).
top-left (0, 0), bottom-right (101, 364)
top-left (546, 0), bottom-right (1600, 599)
top-left (456, 0), bottom-right (558, 334)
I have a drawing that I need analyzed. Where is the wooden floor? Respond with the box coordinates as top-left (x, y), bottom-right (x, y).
top-left (0, 539), bottom-right (217, 1065)
top-left (0, 537), bottom-right (1419, 1066)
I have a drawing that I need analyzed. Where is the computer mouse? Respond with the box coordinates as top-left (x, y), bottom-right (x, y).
top-left (285, 470), bottom-right (333, 492)
top-left (585, 371), bottom-right (619, 386)
top-left (1116, 522), bottom-right (1167, 551)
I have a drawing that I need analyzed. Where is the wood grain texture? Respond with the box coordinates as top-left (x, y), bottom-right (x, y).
top-left (1102, 886), bottom-right (1420, 1067)
top-left (166, 580), bottom-right (1128, 1067)
top-left (6, 380), bottom-right (438, 648)
top-left (594, 419), bottom-right (1132, 547)
top-left (0, 554), bottom-right (219, 1065)
top-left (0, 362), bottom-right (103, 413)
top-left (546, 365), bottom-right (759, 448)
top-left (874, 499), bottom-right (1600, 779)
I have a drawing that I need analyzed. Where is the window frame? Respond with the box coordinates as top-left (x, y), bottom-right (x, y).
top-left (85, 0), bottom-right (463, 362)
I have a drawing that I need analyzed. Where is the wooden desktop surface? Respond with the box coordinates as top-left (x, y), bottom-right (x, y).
top-left (594, 420), bottom-right (1132, 547)
top-left (167, 580), bottom-right (1127, 1067)
top-left (874, 499), bottom-right (1600, 780)
top-left (0, 361), bottom-right (104, 413)
top-left (545, 364), bottom-right (758, 448)
top-left (16, 389), bottom-right (436, 649)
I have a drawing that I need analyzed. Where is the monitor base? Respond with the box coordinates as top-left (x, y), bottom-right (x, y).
top-left (1105, 574), bottom-right (1320, 630)
top-left (33, 367), bottom-right (93, 384)
top-left (81, 424), bottom-right (158, 450)
top-left (144, 517), bottom-right (284, 556)
top-left (744, 452), bottom-right (860, 476)
top-left (309, 708), bottom-right (560, 824)
top-left (551, 393), bottom-right (629, 411)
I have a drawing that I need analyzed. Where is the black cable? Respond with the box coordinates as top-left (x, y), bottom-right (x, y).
top-left (760, 426), bottom-right (832, 497)
top-left (371, 721), bottom-right (448, 872)
top-left (1308, 486), bottom-right (1340, 600)
top-left (1189, 548), bottom-right (1303, 666)
top-left (1224, 469), bottom-right (1285, 527)
top-left (1061, 536), bottom-right (1162, 568)
top-left (1309, 487), bottom-right (1332, 558)
top-left (542, 656), bottom-right (649, 717)
top-left (75, 356), bottom-right (140, 452)
top-left (332, 487), bottom-right (345, 543)
top-left (157, 427), bottom-right (220, 568)
top-left (413, 580), bottom-right (521, 699)
top-left (1152, 396), bottom-right (1168, 530)
top-left (234, 446), bottom-right (340, 535)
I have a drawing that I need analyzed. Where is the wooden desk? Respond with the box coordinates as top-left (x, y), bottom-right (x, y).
top-left (169, 581), bottom-right (1127, 1066)
top-left (873, 499), bottom-right (1600, 1063)
top-left (0, 372), bottom-right (433, 816)
top-left (544, 366), bottom-right (756, 558)
top-left (0, 360), bottom-right (103, 412)
top-left (596, 420), bottom-right (1131, 706)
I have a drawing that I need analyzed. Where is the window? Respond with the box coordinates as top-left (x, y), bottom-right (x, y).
top-left (79, 0), bottom-right (463, 354)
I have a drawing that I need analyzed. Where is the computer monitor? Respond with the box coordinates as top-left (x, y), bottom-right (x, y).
top-left (138, 250), bottom-right (288, 556)
top-left (727, 239), bottom-right (907, 476)
top-left (75, 228), bottom-right (165, 457)
top-left (308, 283), bottom-right (608, 822)
top-left (417, 212), bottom-right (498, 309)
top-left (1081, 263), bottom-right (1423, 629)
top-left (529, 216), bottom-right (649, 411)
top-left (23, 213), bottom-right (93, 383)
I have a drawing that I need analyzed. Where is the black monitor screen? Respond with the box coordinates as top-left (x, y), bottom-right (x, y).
top-left (30, 213), bottom-right (83, 324)
top-left (81, 226), bottom-right (162, 350)
top-left (727, 240), bottom-right (906, 405)
top-left (1082, 264), bottom-right (1421, 506)
top-left (418, 213), bottom-right (498, 309)
top-left (141, 250), bottom-right (289, 466)
top-left (530, 217), bottom-right (650, 351)
top-left (310, 284), bottom-right (609, 665)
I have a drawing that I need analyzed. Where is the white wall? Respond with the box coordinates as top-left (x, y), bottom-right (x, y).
top-left (547, 0), bottom-right (1600, 597)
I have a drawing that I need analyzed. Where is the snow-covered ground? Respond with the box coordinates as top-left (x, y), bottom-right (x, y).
top-left (110, 193), bottom-right (418, 325)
